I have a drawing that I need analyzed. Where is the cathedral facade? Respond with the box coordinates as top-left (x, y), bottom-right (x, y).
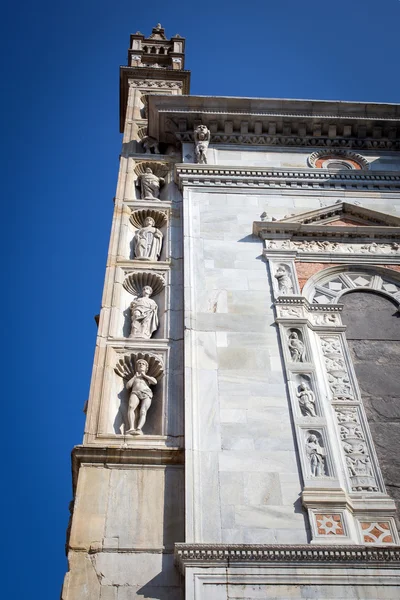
top-left (62, 25), bottom-right (400, 599)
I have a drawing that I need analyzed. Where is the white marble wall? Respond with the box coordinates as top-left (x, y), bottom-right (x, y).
top-left (183, 183), bottom-right (400, 546)
top-left (183, 188), bottom-right (304, 543)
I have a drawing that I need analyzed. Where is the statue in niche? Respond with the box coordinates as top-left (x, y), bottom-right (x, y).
top-left (297, 382), bottom-right (316, 417)
top-left (133, 216), bottom-right (163, 261)
top-left (194, 124), bottom-right (210, 164)
top-left (288, 330), bottom-right (305, 362)
top-left (306, 434), bottom-right (326, 477)
top-left (141, 135), bottom-right (160, 154)
top-left (125, 358), bottom-right (157, 435)
top-left (129, 286), bottom-right (159, 339)
top-left (274, 265), bottom-right (294, 295)
top-left (137, 167), bottom-right (165, 200)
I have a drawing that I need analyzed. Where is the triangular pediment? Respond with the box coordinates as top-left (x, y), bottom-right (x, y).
top-left (278, 202), bottom-right (400, 227)
top-left (253, 202), bottom-right (400, 240)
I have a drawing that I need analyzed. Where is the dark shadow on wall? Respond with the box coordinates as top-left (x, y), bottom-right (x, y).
top-left (342, 290), bottom-right (400, 530)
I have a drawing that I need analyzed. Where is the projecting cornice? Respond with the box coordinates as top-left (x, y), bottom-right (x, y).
top-left (148, 95), bottom-right (400, 150)
top-left (119, 66), bottom-right (191, 132)
top-left (174, 164), bottom-right (400, 192)
top-left (174, 543), bottom-right (400, 572)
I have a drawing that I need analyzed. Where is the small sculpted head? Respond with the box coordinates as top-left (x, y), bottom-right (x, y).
top-left (142, 285), bottom-right (153, 297)
top-left (136, 359), bottom-right (149, 374)
top-left (145, 167), bottom-right (153, 174)
top-left (195, 124), bottom-right (209, 140)
top-left (144, 216), bottom-right (155, 227)
top-left (276, 265), bottom-right (286, 276)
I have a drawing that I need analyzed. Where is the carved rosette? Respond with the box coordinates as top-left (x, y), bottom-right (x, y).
top-left (123, 271), bottom-right (165, 297)
top-left (114, 351), bottom-right (164, 381)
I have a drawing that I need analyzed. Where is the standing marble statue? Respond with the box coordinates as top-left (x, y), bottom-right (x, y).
top-left (126, 358), bottom-right (157, 435)
top-left (130, 286), bottom-right (159, 339)
top-left (137, 167), bottom-right (165, 200)
top-left (274, 265), bottom-right (293, 295)
top-left (133, 216), bottom-right (163, 261)
top-left (306, 434), bottom-right (326, 477)
top-left (297, 382), bottom-right (316, 417)
top-left (288, 331), bottom-right (305, 362)
top-left (194, 124), bottom-right (210, 164)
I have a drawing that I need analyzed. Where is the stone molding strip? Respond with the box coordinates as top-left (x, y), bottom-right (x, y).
top-left (175, 165), bottom-right (400, 191)
top-left (174, 543), bottom-right (400, 571)
top-left (177, 132), bottom-right (400, 150)
top-left (71, 445), bottom-right (184, 491)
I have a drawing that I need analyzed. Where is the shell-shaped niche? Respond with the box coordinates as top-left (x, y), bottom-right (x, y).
top-left (134, 161), bottom-right (169, 179)
top-left (129, 208), bottom-right (168, 229)
top-left (123, 271), bottom-right (165, 297)
top-left (115, 352), bottom-right (164, 381)
top-left (137, 126), bottom-right (147, 141)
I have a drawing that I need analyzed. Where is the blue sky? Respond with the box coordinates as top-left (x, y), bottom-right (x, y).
top-left (2, 0), bottom-right (400, 596)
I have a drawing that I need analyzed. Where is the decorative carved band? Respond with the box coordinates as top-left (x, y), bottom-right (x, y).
top-left (175, 165), bottom-right (400, 191)
top-left (175, 131), bottom-right (400, 150)
top-left (130, 79), bottom-right (183, 88)
top-left (174, 543), bottom-right (400, 569)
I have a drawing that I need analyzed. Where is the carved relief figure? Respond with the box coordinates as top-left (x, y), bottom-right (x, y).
top-left (194, 124), bottom-right (210, 164)
top-left (327, 372), bottom-right (353, 400)
top-left (133, 217), bottom-right (163, 261)
top-left (325, 357), bottom-right (346, 371)
top-left (297, 382), bottom-right (317, 417)
top-left (125, 359), bottom-right (157, 435)
top-left (141, 135), bottom-right (160, 154)
top-left (306, 434), bottom-right (326, 477)
top-left (321, 337), bottom-right (341, 355)
top-left (288, 330), bottom-right (305, 362)
top-left (314, 313), bottom-right (338, 325)
top-left (280, 306), bottom-right (302, 318)
top-left (137, 167), bottom-right (165, 199)
top-left (129, 286), bottom-right (159, 339)
top-left (274, 265), bottom-right (294, 295)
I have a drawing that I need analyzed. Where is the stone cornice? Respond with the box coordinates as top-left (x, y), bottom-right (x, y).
top-left (174, 164), bottom-right (400, 191)
top-left (71, 445), bottom-right (184, 492)
top-left (254, 222), bottom-right (400, 239)
top-left (148, 95), bottom-right (400, 149)
top-left (176, 131), bottom-right (399, 150)
top-left (274, 296), bottom-right (344, 312)
top-left (174, 543), bottom-right (400, 571)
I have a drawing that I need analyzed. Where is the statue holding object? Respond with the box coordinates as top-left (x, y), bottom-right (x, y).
top-left (133, 216), bottom-right (163, 261)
